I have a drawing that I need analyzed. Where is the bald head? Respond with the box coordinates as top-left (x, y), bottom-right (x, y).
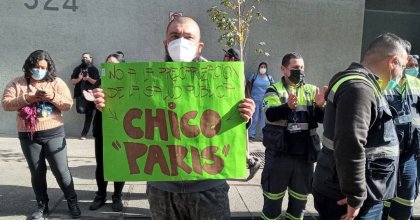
top-left (166, 16), bottom-right (201, 41)
top-left (164, 16), bottom-right (204, 61)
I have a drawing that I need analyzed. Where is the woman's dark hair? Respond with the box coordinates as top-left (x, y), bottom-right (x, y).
top-left (105, 53), bottom-right (125, 63)
top-left (22, 50), bottom-right (57, 83)
top-left (258, 62), bottom-right (268, 70)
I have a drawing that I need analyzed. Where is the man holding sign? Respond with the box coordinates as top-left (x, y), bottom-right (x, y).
top-left (93, 16), bottom-right (254, 219)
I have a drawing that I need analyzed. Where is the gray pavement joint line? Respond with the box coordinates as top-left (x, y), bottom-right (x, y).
top-left (233, 186), bottom-right (256, 220)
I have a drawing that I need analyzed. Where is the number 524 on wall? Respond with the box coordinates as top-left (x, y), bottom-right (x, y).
top-left (24, 0), bottom-right (78, 12)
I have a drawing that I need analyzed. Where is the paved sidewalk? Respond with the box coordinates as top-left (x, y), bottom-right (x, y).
top-left (0, 137), bottom-right (419, 219)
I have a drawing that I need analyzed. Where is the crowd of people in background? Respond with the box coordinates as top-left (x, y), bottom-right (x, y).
top-left (1, 15), bottom-right (420, 220)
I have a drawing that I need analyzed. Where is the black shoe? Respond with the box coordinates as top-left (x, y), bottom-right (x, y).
top-left (111, 194), bottom-right (123, 212)
top-left (67, 199), bottom-right (81, 218)
top-left (31, 202), bottom-right (49, 219)
top-left (246, 157), bottom-right (261, 181)
top-left (89, 195), bottom-right (106, 210)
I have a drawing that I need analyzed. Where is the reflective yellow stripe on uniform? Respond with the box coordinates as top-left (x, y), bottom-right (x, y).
top-left (383, 201), bottom-right (391, 208)
top-left (328, 75), bottom-right (381, 104)
top-left (285, 212), bottom-right (303, 220)
top-left (393, 196), bottom-right (415, 207)
top-left (263, 89), bottom-right (282, 113)
top-left (263, 190), bottom-right (286, 200)
top-left (288, 187), bottom-right (308, 201)
top-left (261, 212), bottom-right (281, 220)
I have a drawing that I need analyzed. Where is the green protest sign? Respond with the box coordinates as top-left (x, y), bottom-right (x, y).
top-left (101, 62), bottom-right (247, 181)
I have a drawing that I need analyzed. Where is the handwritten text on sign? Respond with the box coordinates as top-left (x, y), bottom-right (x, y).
top-left (101, 62), bottom-right (247, 181)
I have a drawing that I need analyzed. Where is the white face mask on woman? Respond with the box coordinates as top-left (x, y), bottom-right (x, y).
top-left (259, 68), bottom-right (267, 74)
top-left (168, 38), bottom-right (197, 62)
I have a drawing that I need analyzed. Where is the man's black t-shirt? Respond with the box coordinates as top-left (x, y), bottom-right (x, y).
top-left (71, 65), bottom-right (100, 98)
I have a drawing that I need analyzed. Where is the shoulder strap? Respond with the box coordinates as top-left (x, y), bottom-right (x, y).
top-left (267, 73), bottom-right (274, 85)
top-left (251, 73), bottom-right (258, 86)
top-left (252, 73), bottom-right (274, 86)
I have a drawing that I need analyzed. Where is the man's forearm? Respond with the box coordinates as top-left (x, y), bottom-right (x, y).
top-left (71, 78), bottom-right (81, 85)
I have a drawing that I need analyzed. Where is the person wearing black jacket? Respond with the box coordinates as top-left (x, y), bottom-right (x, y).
top-left (89, 52), bottom-right (126, 212)
top-left (71, 52), bottom-right (99, 139)
top-left (312, 33), bottom-right (409, 220)
top-left (260, 53), bottom-right (326, 220)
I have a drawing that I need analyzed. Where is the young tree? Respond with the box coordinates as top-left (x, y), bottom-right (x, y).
top-left (208, 0), bottom-right (267, 61)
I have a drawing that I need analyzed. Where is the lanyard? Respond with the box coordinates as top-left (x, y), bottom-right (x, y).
top-left (283, 81), bottom-right (311, 123)
top-left (394, 79), bottom-right (408, 102)
top-left (394, 79), bottom-right (411, 112)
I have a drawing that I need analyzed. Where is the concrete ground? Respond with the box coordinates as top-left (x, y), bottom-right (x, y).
top-left (0, 137), bottom-right (419, 219)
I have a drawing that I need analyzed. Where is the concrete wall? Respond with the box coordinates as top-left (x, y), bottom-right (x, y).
top-left (362, 0), bottom-right (420, 55)
top-left (0, 0), bottom-right (364, 137)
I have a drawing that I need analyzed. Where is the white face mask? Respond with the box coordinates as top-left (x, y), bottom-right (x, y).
top-left (259, 68), bottom-right (267, 74)
top-left (168, 38), bottom-right (197, 62)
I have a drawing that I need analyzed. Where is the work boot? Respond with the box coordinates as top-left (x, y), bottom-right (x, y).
top-left (111, 194), bottom-right (123, 212)
top-left (89, 194), bottom-right (106, 210)
top-left (246, 157), bottom-right (261, 181)
top-left (67, 199), bottom-right (81, 218)
top-left (31, 201), bottom-right (48, 219)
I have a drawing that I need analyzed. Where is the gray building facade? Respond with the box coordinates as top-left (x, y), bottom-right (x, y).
top-left (0, 0), bottom-right (365, 136)
top-left (362, 0), bottom-right (420, 55)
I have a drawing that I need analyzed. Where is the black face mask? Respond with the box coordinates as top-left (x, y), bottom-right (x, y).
top-left (289, 69), bottom-right (305, 85)
top-left (81, 59), bottom-right (91, 68)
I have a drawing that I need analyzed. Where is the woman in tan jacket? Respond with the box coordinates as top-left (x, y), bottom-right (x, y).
top-left (1, 50), bottom-right (81, 219)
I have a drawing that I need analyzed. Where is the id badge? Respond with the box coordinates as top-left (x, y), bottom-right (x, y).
top-left (287, 123), bottom-right (302, 133)
top-left (397, 114), bottom-right (412, 124)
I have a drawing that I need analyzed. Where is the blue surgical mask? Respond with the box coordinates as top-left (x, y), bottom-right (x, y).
top-left (31, 68), bottom-right (47, 80)
top-left (385, 74), bottom-right (402, 90)
top-left (405, 67), bottom-right (419, 77)
top-left (385, 80), bottom-right (398, 90)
